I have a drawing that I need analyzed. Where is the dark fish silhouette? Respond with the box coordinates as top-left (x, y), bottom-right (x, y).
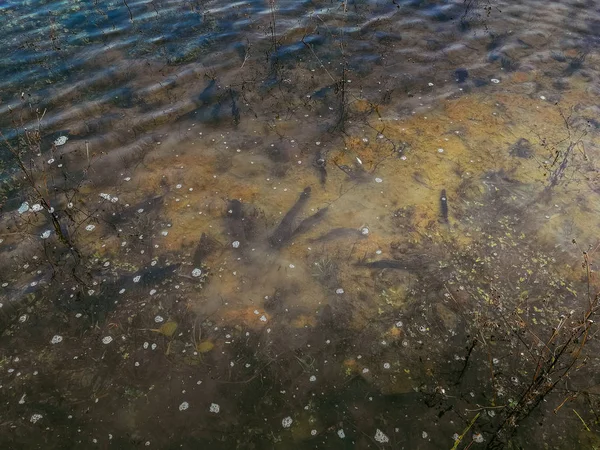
top-left (440, 189), bottom-right (449, 223)
top-left (360, 259), bottom-right (408, 269)
top-left (310, 227), bottom-right (363, 243)
top-left (226, 199), bottom-right (246, 244)
top-left (193, 233), bottom-right (220, 266)
top-left (269, 187), bottom-right (311, 248)
top-left (314, 150), bottom-right (327, 185)
top-left (292, 207), bottom-right (328, 237)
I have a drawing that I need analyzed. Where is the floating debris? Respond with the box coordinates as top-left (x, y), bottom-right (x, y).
top-left (338, 429), bottom-right (346, 439)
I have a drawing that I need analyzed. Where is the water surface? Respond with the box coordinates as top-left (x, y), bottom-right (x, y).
top-left (2, 0), bottom-right (600, 448)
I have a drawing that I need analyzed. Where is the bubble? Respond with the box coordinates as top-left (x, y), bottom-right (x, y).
top-left (336, 288), bottom-right (344, 294)
top-left (383, 362), bottom-right (390, 369)
top-left (309, 375), bottom-right (316, 382)
top-left (31, 204), bottom-right (43, 212)
top-left (50, 335), bottom-right (63, 344)
top-left (192, 268), bottom-right (202, 277)
top-left (282, 416), bottom-right (293, 428)
top-left (375, 177), bottom-right (383, 183)
top-left (102, 336), bottom-right (113, 345)
top-left (209, 403), bottom-right (220, 413)
top-left (85, 224), bottom-right (96, 231)
top-left (18, 202), bottom-right (30, 214)
top-left (54, 136), bottom-right (68, 146)
top-left (179, 401), bottom-right (189, 411)
top-left (473, 433), bottom-right (484, 443)
top-left (491, 78), bottom-right (500, 84)
top-left (422, 431), bottom-right (428, 439)
top-left (154, 315), bottom-right (164, 323)
top-left (133, 275), bottom-right (141, 283)
top-left (232, 240), bottom-right (240, 248)
top-left (337, 429), bottom-right (346, 439)
top-left (361, 227), bottom-right (369, 235)
top-left (30, 413), bottom-right (43, 423)
top-left (40, 230), bottom-right (52, 239)
top-left (375, 429), bottom-right (389, 443)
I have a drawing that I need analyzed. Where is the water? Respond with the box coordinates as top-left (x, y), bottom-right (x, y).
top-left (1, 0), bottom-right (600, 448)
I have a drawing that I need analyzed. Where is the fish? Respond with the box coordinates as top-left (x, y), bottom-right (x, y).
top-left (225, 199), bottom-right (246, 244)
top-left (440, 189), bottom-right (449, 223)
top-left (192, 233), bottom-right (220, 266)
top-left (310, 227), bottom-right (363, 243)
top-left (292, 207), bottom-right (328, 237)
top-left (359, 259), bottom-right (409, 270)
top-left (314, 150), bottom-right (327, 185)
top-left (269, 187), bottom-right (311, 248)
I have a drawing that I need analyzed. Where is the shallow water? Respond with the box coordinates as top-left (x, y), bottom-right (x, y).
top-left (2, 0), bottom-right (600, 448)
